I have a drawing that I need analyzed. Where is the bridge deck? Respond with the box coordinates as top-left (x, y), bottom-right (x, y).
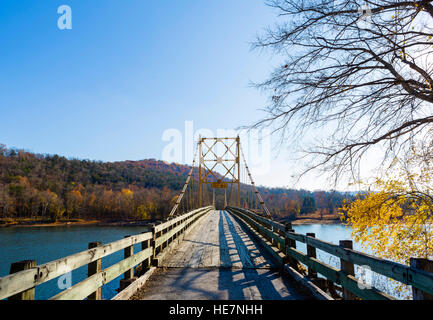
top-left (130, 210), bottom-right (311, 300)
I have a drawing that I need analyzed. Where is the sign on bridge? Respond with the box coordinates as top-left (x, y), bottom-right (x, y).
top-left (211, 182), bottom-right (228, 189)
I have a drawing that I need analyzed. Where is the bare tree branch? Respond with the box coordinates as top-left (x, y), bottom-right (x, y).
top-left (250, 0), bottom-right (433, 184)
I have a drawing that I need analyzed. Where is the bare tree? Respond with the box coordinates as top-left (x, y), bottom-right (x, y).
top-left (252, 0), bottom-right (433, 183)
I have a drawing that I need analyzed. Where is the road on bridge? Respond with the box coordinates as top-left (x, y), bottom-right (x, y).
top-left (130, 210), bottom-right (313, 300)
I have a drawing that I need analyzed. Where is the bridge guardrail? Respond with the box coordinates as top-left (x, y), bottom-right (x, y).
top-left (152, 206), bottom-right (213, 262)
top-left (226, 206), bottom-right (433, 300)
top-left (0, 206), bottom-right (213, 300)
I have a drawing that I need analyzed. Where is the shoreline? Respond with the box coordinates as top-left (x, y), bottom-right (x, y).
top-left (0, 219), bottom-right (152, 228)
top-left (288, 218), bottom-right (342, 225)
top-left (0, 216), bottom-right (344, 228)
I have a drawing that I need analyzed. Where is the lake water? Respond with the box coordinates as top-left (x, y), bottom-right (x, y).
top-left (0, 223), bottom-right (406, 300)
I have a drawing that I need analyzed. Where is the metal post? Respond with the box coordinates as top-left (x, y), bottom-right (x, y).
top-left (224, 189), bottom-right (227, 208)
top-left (236, 136), bottom-right (240, 207)
top-left (199, 135), bottom-right (202, 208)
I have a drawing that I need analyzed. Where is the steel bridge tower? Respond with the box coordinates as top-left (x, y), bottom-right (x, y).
top-left (198, 136), bottom-right (240, 208)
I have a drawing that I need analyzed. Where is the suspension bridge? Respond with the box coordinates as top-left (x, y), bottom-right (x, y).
top-left (1, 137), bottom-right (433, 300)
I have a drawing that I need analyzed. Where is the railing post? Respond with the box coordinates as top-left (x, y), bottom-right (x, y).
top-left (339, 240), bottom-right (356, 300)
top-left (410, 258), bottom-right (433, 300)
top-left (8, 260), bottom-right (36, 300)
top-left (284, 222), bottom-right (290, 252)
top-left (181, 214), bottom-right (191, 240)
top-left (119, 235), bottom-right (135, 291)
top-left (163, 224), bottom-right (169, 249)
top-left (140, 231), bottom-right (150, 272)
top-left (270, 222), bottom-right (275, 247)
top-left (87, 242), bottom-right (102, 300)
top-left (172, 219), bottom-right (177, 242)
top-left (277, 224), bottom-right (285, 251)
top-left (124, 236), bottom-right (134, 279)
top-left (284, 223), bottom-right (298, 271)
top-left (150, 224), bottom-right (158, 266)
top-left (306, 233), bottom-right (317, 278)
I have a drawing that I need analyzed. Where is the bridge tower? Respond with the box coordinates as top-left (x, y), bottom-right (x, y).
top-left (198, 136), bottom-right (241, 208)
top-left (168, 135), bottom-right (271, 218)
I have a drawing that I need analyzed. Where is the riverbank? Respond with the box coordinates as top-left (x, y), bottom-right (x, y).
top-left (278, 213), bottom-right (343, 225)
top-left (290, 218), bottom-right (342, 225)
top-left (0, 213), bottom-right (344, 228)
top-left (0, 218), bottom-right (151, 228)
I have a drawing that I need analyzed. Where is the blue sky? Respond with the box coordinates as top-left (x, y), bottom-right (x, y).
top-left (0, 0), bottom-right (339, 189)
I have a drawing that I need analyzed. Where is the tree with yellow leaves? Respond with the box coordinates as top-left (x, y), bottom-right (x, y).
top-left (120, 188), bottom-right (134, 219)
top-left (341, 142), bottom-right (433, 297)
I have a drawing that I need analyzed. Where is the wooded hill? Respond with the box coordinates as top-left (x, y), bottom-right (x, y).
top-left (0, 144), bottom-right (353, 222)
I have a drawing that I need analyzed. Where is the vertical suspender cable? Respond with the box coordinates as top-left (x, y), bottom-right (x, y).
top-left (238, 142), bottom-right (272, 219)
top-left (168, 142), bottom-right (200, 217)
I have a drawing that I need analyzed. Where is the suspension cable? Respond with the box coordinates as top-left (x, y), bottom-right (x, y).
top-left (168, 141), bottom-right (200, 217)
top-left (238, 142), bottom-right (272, 218)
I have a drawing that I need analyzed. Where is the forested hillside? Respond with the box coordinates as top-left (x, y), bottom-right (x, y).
top-left (0, 144), bottom-right (353, 222)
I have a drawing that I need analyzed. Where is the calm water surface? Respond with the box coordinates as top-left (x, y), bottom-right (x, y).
top-left (0, 223), bottom-right (405, 300)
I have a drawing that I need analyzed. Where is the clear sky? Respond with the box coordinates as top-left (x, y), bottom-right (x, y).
top-left (0, 0), bottom-right (346, 190)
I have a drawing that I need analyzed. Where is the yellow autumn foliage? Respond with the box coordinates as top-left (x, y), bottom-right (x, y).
top-left (340, 145), bottom-right (433, 297)
top-left (121, 188), bottom-right (133, 198)
top-left (341, 179), bottom-right (433, 263)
